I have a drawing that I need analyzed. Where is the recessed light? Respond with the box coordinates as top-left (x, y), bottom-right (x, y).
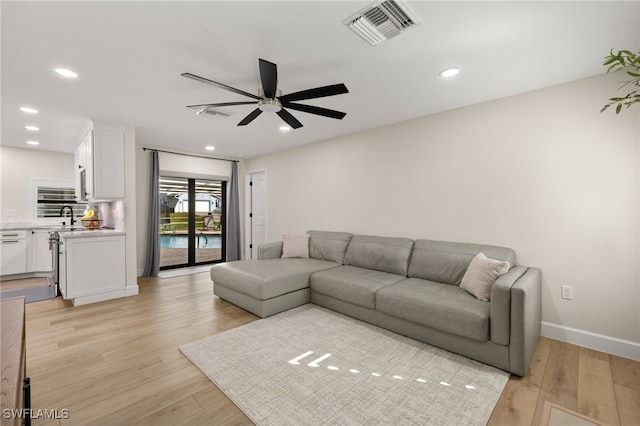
top-left (20, 106), bottom-right (38, 114)
top-left (54, 67), bottom-right (78, 78)
top-left (205, 146), bottom-right (215, 151)
top-left (279, 125), bottom-right (291, 133)
top-left (26, 141), bottom-right (40, 146)
top-left (439, 67), bottom-right (461, 78)
top-left (24, 125), bottom-right (40, 131)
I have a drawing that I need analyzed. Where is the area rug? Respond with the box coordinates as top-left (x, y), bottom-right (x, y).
top-left (0, 285), bottom-right (56, 303)
top-left (180, 304), bottom-right (510, 425)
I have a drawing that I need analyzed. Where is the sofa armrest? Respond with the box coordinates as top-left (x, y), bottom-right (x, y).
top-left (509, 267), bottom-right (541, 376)
top-left (489, 266), bottom-right (541, 376)
top-left (258, 241), bottom-right (283, 260)
top-left (490, 265), bottom-right (528, 345)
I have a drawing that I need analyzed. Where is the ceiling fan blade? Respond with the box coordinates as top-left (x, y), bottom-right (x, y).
top-left (187, 101), bottom-right (256, 109)
top-left (181, 72), bottom-right (261, 100)
top-left (279, 83), bottom-right (349, 102)
top-left (277, 109), bottom-right (303, 129)
top-left (281, 102), bottom-right (346, 120)
top-left (259, 59), bottom-right (278, 99)
top-left (237, 108), bottom-right (263, 126)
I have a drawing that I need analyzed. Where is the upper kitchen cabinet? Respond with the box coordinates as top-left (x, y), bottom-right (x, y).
top-left (75, 121), bottom-right (125, 201)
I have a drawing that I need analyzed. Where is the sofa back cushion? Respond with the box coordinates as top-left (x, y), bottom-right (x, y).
top-left (343, 235), bottom-right (414, 276)
top-left (306, 230), bottom-right (353, 264)
top-left (408, 240), bottom-right (517, 285)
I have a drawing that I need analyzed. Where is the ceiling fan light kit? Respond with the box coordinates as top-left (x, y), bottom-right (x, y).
top-left (258, 99), bottom-right (281, 113)
top-left (258, 88), bottom-right (282, 113)
top-left (182, 58), bottom-right (348, 130)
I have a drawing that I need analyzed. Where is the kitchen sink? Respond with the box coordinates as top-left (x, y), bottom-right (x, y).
top-left (49, 226), bottom-right (83, 232)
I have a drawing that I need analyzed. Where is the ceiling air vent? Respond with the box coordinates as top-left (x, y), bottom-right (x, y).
top-left (196, 108), bottom-right (230, 119)
top-left (345, 0), bottom-right (421, 46)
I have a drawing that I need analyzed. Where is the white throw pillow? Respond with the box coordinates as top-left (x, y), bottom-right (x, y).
top-left (460, 252), bottom-right (510, 302)
top-left (281, 234), bottom-right (310, 258)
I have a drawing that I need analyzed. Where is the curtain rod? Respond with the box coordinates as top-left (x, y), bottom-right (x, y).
top-left (142, 147), bottom-right (239, 163)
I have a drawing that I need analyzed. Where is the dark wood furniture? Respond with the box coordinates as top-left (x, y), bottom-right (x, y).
top-left (1, 296), bottom-right (29, 426)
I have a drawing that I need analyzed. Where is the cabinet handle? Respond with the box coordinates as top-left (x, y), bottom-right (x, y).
top-left (2, 240), bottom-right (20, 243)
top-left (2, 233), bottom-right (19, 237)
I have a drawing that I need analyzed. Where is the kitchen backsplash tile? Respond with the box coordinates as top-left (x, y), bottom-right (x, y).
top-left (96, 200), bottom-right (125, 231)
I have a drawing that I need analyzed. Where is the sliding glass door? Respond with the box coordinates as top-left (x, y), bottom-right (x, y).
top-left (159, 176), bottom-right (225, 269)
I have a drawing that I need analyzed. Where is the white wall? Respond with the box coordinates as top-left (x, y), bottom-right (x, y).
top-left (245, 73), bottom-right (639, 349)
top-left (0, 146), bottom-right (74, 223)
top-left (159, 151), bottom-right (231, 179)
top-left (123, 126), bottom-right (138, 295)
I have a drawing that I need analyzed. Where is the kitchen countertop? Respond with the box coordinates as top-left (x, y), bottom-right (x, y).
top-left (58, 229), bottom-right (125, 239)
top-left (0, 222), bottom-right (36, 231)
top-left (1, 223), bottom-right (124, 238)
top-left (1, 223), bottom-right (80, 231)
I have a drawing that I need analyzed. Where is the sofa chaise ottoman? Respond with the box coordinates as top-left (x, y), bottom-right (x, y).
top-left (210, 231), bottom-right (351, 318)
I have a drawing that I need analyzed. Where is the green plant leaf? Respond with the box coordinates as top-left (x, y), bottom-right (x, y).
top-left (601, 49), bottom-right (640, 115)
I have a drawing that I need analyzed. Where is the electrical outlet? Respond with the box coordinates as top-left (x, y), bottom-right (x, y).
top-left (561, 285), bottom-right (574, 300)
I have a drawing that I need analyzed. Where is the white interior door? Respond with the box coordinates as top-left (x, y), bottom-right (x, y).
top-left (245, 171), bottom-right (266, 259)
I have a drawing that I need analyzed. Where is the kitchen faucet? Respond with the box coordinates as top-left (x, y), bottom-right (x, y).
top-left (59, 205), bottom-right (76, 226)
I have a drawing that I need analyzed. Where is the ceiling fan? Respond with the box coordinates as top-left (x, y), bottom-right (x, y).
top-left (182, 58), bottom-right (349, 129)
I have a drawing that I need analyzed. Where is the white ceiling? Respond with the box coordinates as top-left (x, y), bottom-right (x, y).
top-left (2, 1), bottom-right (638, 159)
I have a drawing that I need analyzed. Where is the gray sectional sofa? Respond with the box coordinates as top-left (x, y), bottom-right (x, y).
top-left (210, 230), bottom-right (541, 376)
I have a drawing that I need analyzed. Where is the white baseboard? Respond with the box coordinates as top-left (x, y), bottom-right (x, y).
top-left (541, 321), bottom-right (640, 361)
top-left (72, 286), bottom-right (138, 306)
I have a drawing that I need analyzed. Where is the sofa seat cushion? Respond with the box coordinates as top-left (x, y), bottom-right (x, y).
top-left (376, 278), bottom-right (490, 341)
top-left (310, 265), bottom-right (406, 309)
top-left (210, 258), bottom-right (338, 301)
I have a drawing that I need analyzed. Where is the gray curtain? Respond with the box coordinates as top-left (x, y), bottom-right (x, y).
top-left (143, 150), bottom-right (160, 276)
top-left (226, 161), bottom-right (241, 261)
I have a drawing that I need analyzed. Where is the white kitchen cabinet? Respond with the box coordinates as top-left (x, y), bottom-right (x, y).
top-left (75, 121), bottom-right (125, 201)
top-left (28, 229), bottom-right (52, 272)
top-left (1, 230), bottom-right (27, 275)
top-left (75, 129), bottom-right (93, 200)
top-left (60, 233), bottom-right (126, 306)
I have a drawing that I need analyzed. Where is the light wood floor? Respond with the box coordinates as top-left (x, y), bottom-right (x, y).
top-left (13, 273), bottom-right (639, 425)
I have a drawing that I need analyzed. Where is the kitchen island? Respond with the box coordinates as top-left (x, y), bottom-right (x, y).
top-left (58, 229), bottom-right (130, 306)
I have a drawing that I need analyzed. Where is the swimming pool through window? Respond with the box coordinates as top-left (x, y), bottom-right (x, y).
top-left (160, 234), bottom-right (222, 249)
